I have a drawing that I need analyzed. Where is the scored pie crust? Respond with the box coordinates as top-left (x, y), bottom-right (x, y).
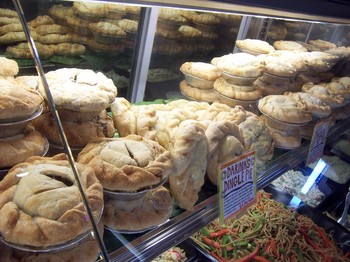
top-left (0, 154), bottom-right (104, 247)
top-left (77, 135), bottom-right (173, 192)
top-left (38, 68), bottom-right (117, 112)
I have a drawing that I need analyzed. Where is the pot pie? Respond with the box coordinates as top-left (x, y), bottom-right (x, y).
top-left (103, 186), bottom-right (173, 231)
top-left (0, 76), bottom-right (43, 121)
top-left (38, 68), bottom-right (117, 114)
top-left (0, 126), bottom-right (47, 169)
top-left (213, 53), bottom-right (265, 77)
top-left (32, 110), bottom-right (115, 148)
top-left (180, 62), bottom-right (221, 82)
top-left (214, 77), bottom-right (262, 101)
top-left (258, 95), bottom-right (312, 124)
top-left (0, 154), bottom-right (104, 247)
top-left (235, 39), bottom-right (275, 54)
top-left (77, 135), bottom-right (173, 192)
top-left (0, 222), bottom-right (104, 261)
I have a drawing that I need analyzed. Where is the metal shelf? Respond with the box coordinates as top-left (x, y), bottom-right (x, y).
top-left (103, 118), bottom-right (350, 261)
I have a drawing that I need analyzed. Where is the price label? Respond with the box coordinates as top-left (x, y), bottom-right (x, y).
top-left (218, 151), bottom-right (256, 224)
top-left (306, 118), bottom-right (331, 166)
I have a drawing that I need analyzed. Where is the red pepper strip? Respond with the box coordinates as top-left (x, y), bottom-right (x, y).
top-left (253, 255), bottom-right (270, 262)
top-left (299, 229), bottom-right (330, 261)
top-left (203, 237), bottom-right (233, 251)
top-left (234, 241), bottom-right (260, 262)
top-left (209, 228), bottom-right (230, 238)
top-left (315, 226), bottom-right (335, 249)
top-left (264, 242), bottom-right (271, 254)
top-left (210, 251), bottom-right (230, 262)
top-left (270, 238), bottom-right (278, 258)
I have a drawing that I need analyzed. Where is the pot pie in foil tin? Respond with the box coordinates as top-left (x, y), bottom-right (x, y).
top-left (77, 135), bottom-right (173, 193)
top-left (0, 154), bottom-right (104, 249)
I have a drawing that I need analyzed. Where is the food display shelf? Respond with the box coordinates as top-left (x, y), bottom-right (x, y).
top-left (101, 117), bottom-right (350, 261)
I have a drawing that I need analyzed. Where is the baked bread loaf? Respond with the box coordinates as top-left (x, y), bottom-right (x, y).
top-left (205, 121), bottom-right (244, 185)
top-left (0, 76), bottom-right (43, 121)
top-left (32, 110), bottom-right (115, 147)
top-left (38, 68), bottom-right (117, 113)
top-left (103, 186), bottom-right (172, 231)
top-left (0, 154), bottom-right (104, 247)
top-left (77, 135), bottom-right (173, 192)
top-left (258, 95), bottom-right (312, 124)
top-left (235, 39), bottom-right (275, 54)
top-left (0, 126), bottom-right (47, 169)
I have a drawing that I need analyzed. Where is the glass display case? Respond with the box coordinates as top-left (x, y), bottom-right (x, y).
top-left (0, 0), bottom-right (350, 261)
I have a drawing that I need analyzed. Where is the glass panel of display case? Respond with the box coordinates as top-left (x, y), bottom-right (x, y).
top-left (144, 7), bottom-right (242, 101)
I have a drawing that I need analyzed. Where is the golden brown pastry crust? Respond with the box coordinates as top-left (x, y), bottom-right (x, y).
top-left (214, 53), bottom-right (265, 77)
top-left (0, 154), bottom-right (104, 247)
top-left (284, 91), bottom-right (332, 117)
top-left (273, 40), bottom-right (308, 52)
top-left (0, 57), bottom-right (19, 77)
top-left (180, 80), bottom-right (221, 103)
top-left (214, 77), bottom-right (262, 100)
top-left (0, 127), bottom-right (47, 168)
top-left (238, 113), bottom-right (274, 161)
top-left (0, 76), bottom-right (43, 120)
top-left (103, 186), bottom-right (172, 231)
top-left (6, 42), bottom-right (55, 59)
top-left (32, 110), bottom-right (115, 148)
top-left (205, 121), bottom-right (244, 185)
top-left (236, 39), bottom-right (275, 54)
top-left (77, 135), bottom-right (173, 192)
top-left (39, 68), bottom-right (117, 112)
top-left (258, 95), bottom-right (312, 124)
top-left (180, 62), bottom-right (221, 81)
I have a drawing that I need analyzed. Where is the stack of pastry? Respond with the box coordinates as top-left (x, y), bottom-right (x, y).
top-left (32, 68), bottom-right (117, 155)
top-left (258, 94), bottom-right (313, 149)
top-left (0, 153), bottom-right (104, 260)
top-left (0, 57), bottom-right (47, 173)
top-left (110, 98), bottom-right (274, 209)
top-left (211, 52), bottom-right (264, 108)
top-left (77, 135), bottom-right (174, 232)
top-left (180, 61), bottom-right (221, 103)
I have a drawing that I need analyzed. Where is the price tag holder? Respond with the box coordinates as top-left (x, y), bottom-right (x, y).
top-left (218, 151), bottom-right (256, 224)
top-left (306, 118), bottom-right (331, 166)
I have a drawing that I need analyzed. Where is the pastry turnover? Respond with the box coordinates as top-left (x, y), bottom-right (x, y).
top-left (0, 154), bottom-right (104, 247)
